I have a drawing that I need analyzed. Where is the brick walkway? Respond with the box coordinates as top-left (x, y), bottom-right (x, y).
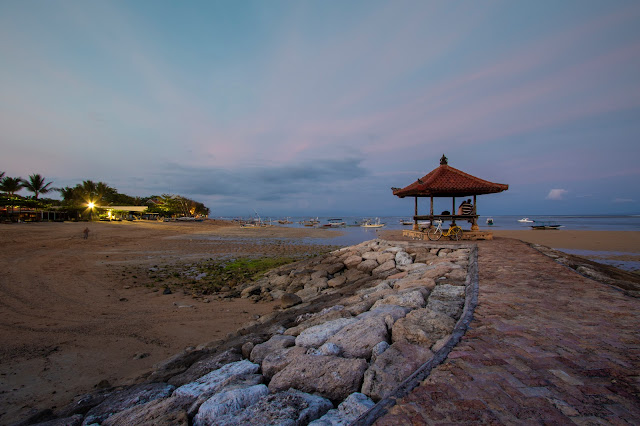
top-left (376, 237), bottom-right (640, 425)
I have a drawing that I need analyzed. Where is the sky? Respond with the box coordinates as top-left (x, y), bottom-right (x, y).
top-left (1, 0), bottom-right (639, 217)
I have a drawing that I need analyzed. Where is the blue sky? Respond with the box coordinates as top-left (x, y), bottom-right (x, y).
top-left (1, 0), bottom-right (639, 217)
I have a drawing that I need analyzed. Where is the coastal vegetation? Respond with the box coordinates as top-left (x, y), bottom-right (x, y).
top-left (0, 172), bottom-right (209, 221)
top-left (142, 256), bottom-right (299, 297)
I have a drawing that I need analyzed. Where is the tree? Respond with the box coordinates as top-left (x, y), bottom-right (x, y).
top-left (22, 174), bottom-right (54, 200)
top-left (0, 176), bottom-right (24, 217)
top-left (58, 180), bottom-right (119, 220)
top-left (0, 176), bottom-right (24, 197)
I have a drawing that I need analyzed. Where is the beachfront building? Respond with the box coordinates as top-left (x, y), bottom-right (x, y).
top-left (392, 155), bottom-right (508, 232)
top-left (101, 205), bottom-right (150, 221)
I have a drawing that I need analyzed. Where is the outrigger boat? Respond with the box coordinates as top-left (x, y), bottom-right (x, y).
top-left (361, 218), bottom-right (385, 228)
top-left (486, 217), bottom-right (494, 225)
top-left (323, 218), bottom-right (346, 227)
top-left (530, 221), bottom-right (562, 230)
top-left (300, 217), bottom-right (320, 226)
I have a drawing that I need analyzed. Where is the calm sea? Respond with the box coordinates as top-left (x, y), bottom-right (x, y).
top-left (218, 215), bottom-right (640, 272)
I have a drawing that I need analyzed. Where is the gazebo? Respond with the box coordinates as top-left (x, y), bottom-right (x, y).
top-left (392, 155), bottom-right (508, 232)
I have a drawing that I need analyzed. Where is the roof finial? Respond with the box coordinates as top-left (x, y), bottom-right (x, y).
top-left (440, 154), bottom-right (448, 165)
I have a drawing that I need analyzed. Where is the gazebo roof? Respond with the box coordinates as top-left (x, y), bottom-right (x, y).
top-left (392, 155), bottom-right (509, 198)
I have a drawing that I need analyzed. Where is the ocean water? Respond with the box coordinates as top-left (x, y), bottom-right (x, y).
top-left (222, 214), bottom-right (640, 245)
top-left (218, 215), bottom-right (640, 272)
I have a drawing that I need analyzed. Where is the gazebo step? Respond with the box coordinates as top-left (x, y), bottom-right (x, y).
top-left (402, 230), bottom-right (493, 241)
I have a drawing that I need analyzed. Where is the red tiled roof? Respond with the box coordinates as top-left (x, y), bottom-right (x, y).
top-left (392, 157), bottom-right (508, 198)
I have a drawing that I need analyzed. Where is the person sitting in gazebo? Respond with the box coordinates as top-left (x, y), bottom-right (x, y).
top-left (461, 199), bottom-right (473, 215)
top-left (457, 199), bottom-right (473, 215)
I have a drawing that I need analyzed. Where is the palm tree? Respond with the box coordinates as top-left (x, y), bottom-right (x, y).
top-left (22, 174), bottom-right (54, 200)
top-left (0, 171), bottom-right (5, 180)
top-left (0, 176), bottom-right (24, 218)
top-left (0, 176), bottom-right (24, 197)
top-left (21, 174), bottom-right (55, 220)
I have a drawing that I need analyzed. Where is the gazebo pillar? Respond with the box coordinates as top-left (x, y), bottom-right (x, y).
top-left (471, 195), bottom-right (479, 231)
top-left (413, 197), bottom-right (418, 230)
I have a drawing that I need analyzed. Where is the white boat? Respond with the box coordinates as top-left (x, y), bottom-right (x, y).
top-left (361, 218), bottom-right (385, 228)
top-left (518, 218), bottom-right (534, 223)
top-left (323, 218), bottom-right (346, 227)
top-left (486, 217), bottom-right (494, 225)
top-left (400, 219), bottom-right (414, 225)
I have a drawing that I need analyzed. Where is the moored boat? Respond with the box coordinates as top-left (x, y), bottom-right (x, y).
top-left (361, 218), bottom-right (385, 228)
top-left (530, 221), bottom-right (562, 230)
top-left (323, 218), bottom-right (346, 227)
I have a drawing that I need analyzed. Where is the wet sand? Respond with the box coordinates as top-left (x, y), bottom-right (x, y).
top-left (1, 221), bottom-right (638, 423)
top-left (489, 229), bottom-right (640, 253)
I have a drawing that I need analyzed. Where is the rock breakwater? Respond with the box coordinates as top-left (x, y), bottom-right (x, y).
top-left (25, 239), bottom-right (477, 426)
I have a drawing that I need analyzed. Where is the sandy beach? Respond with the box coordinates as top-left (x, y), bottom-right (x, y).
top-left (1, 221), bottom-right (639, 423)
top-left (0, 220), bottom-right (339, 423)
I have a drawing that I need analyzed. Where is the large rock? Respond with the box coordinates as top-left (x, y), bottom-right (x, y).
top-left (268, 355), bottom-right (368, 401)
top-left (327, 275), bottom-right (347, 287)
top-left (375, 252), bottom-right (396, 265)
top-left (168, 349), bottom-right (242, 387)
top-left (426, 284), bottom-right (465, 318)
top-left (361, 342), bottom-right (434, 401)
top-left (326, 305), bottom-right (408, 360)
top-left (269, 274), bottom-right (291, 287)
top-left (355, 304), bottom-right (409, 322)
top-left (285, 306), bottom-right (353, 336)
top-left (357, 259), bottom-right (379, 274)
top-left (396, 263), bottom-right (429, 273)
top-left (309, 392), bottom-right (375, 425)
top-left (82, 383), bottom-right (175, 425)
top-left (315, 262), bottom-right (345, 275)
top-left (426, 299), bottom-right (464, 319)
top-left (421, 263), bottom-right (456, 279)
top-left (212, 389), bottom-right (332, 426)
top-left (370, 341), bottom-right (389, 364)
top-left (186, 375), bottom-right (264, 418)
top-left (261, 346), bottom-right (307, 379)
top-left (193, 384), bottom-right (269, 425)
top-left (240, 284), bottom-right (261, 298)
top-left (429, 283), bottom-right (465, 302)
top-left (356, 281), bottom-right (392, 296)
top-left (344, 255), bottom-right (363, 269)
top-left (393, 277), bottom-right (435, 292)
top-left (372, 260), bottom-right (396, 276)
top-left (250, 334), bottom-right (296, 364)
top-left (307, 342), bottom-right (342, 357)
top-left (295, 317), bottom-right (358, 348)
top-left (446, 268), bottom-right (468, 282)
top-left (147, 348), bottom-right (208, 383)
top-left (173, 360), bottom-right (259, 399)
top-left (391, 308), bottom-right (456, 347)
top-left (296, 286), bottom-right (323, 301)
top-left (280, 292), bottom-right (303, 308)
top-left (370, 290), bottom-right (426, 310)
top-left (395, 251), bottom-right (413, 267)
top-left (101, 395), bottom-right (191, 426)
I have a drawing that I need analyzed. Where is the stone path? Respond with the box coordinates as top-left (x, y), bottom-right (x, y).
top-left (375, 237), bottom-right (640, 424)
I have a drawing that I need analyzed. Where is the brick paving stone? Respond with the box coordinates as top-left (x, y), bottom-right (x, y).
top-left (375, 237), bottom-right (640, 425)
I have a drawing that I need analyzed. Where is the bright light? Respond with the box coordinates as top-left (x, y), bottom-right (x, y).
top-left (88, 202), bottom-right (95, 209)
